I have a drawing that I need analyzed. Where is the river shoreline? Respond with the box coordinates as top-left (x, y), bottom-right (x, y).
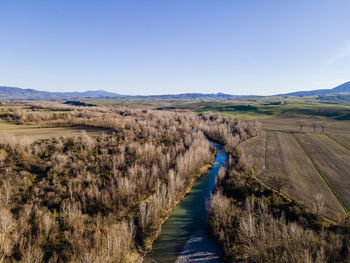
top-left (144, 141), bottom-right (227, 263)
top-left (142, 148), bottom-right (217, 250)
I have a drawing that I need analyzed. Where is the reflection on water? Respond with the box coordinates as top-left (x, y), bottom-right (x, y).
top-left (145, 142), bottom-right (227, 263)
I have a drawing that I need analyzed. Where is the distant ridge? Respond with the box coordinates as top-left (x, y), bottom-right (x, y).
top-left (2, 81), bottom-right (350, 100)
top-left (130, 92), bottom-right (241, 100)
top-left (0, 86), bottom-right (240, 100)
top-left (281, 81), bottom-right (350, 96)
top-left (0, 86), bottom-right (123, 99)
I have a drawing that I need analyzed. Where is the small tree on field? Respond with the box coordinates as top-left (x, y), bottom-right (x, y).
top-left (270, 175), bottom-right (289, 193)
top-left (319, 122), bottom-right (326, 133)
top-left (296, 121), bottom-right (304, 132)
top-left (311, 193), bottom-right (325, 215)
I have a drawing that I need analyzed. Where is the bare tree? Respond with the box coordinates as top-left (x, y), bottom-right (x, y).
top-left (319, 122), bottom-right (327, 133)
top-left (311, 193), bottom-right (325, 215)
top-left (296, 121), bottom-right (304, 132)
top-left (270, 175), bottom-right (289, 193)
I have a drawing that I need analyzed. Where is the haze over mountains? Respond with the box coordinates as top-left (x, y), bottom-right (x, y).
top-left (1, 81), bottom-right (350, 100)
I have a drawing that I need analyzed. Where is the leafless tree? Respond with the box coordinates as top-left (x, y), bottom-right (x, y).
top-left (319, 122), bottom-right (327, 133)
top-left (311, 193), bottom-right (325, 215)
top-left (270, 175), bottom-right (290, 193)
top-left (296, 121), bottom-right (304, 132)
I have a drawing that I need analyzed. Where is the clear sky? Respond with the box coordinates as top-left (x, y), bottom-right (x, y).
top-left (1, 0), bottom-right (350, 95)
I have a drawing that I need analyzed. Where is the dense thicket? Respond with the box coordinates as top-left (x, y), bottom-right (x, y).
top-left (0, 105), bottom-right (260, 262)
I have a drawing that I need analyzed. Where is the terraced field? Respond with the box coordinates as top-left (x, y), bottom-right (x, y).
top-left (239, 131), bottom-right (347, 220)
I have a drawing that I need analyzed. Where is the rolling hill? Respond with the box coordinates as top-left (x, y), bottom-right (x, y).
top-left (2, 81), bottom-right (350, 100)
top-left (0, 86), bottom-right (240, 100)
top-left (282, 81), bottom-right (350, 96)
top-left (0, 86), bottom-right (123, 99)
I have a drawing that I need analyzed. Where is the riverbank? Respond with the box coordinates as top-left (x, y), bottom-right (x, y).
top-left (145, 142), bottom-right (227, 263)
top-left (142, 148), bottom-right (217, 250)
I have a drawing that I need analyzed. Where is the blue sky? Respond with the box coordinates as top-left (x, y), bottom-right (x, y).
top-left (0, 0), bottom-right (350, 95)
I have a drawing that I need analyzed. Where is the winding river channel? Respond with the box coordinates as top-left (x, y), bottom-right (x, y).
top-left (145, 142), bottom-right (227, 263)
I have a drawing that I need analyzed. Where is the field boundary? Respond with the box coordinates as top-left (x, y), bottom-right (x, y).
top-left (236, 133), bottom-right (261, 148)
top-left (325, 133), bottom-right (350, 153)
top-left (291, 133), bottom-right (348, 214)
top-left (264, 131), bottom-right (268, 171)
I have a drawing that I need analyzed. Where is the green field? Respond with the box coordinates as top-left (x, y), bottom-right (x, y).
top-left (86, 98), bottom-right (350, 120)
top-left (191, 101), bottom-right (350, 120)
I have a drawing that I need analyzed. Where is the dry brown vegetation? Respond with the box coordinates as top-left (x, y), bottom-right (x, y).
top-left (209, 192), bottom-right (350, 263)
top-left (0, 104), bottom-right (261, 262)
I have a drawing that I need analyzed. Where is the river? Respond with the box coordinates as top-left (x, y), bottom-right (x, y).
top-left (145, 142), bottom-right (227, 263)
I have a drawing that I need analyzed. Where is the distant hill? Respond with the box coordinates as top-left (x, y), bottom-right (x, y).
top-left (0, 86), bottom-right (123, 99)
top-left (131, 92), bottom-right (241, 100)
top-left (282, 81), bottom-right (350, 96)
top-left (5, 82), bottom-right (350, 101)
top-left (0, 86), bottom-right (241, 100)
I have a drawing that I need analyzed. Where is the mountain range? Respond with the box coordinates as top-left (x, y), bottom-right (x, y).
top-left (1, 81), bottom-right (350, 100)
top-left (0, 86), bottom-right (239, 100)
top-left (280, 81), bottom-right (350, 96)
top-left (0, 86), bottom-right (123, 100)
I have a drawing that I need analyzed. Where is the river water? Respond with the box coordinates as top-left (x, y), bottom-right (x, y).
top-left (145, 142), bottom-right (227, 263)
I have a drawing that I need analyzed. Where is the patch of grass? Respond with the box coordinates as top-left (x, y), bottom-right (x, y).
top-left (0, 121), bottom-right (40, 129)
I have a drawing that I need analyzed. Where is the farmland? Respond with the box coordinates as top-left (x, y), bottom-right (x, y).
top-left (166, 99), bottom-right (350, 221)
top-left (0, 125), bottom-right (109, 140)
top-left (239, 116), bottom-right (350, 220)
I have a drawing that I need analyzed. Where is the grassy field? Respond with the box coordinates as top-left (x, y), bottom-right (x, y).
top-left (83, 96), bottom-right (350, 120)
top-left (183, 100), bottom-right (350, 119)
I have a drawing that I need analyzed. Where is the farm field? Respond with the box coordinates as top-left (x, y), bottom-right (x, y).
top-left (186, 100), bottom-right (350, 120)
top-left (259, 117), bottom-right (350, 134)
top-left (0, 125), bottom-right (109, 140)
top-left (294, 133), bottom-right (350, 211)
top-left (327, 133), bottom-right (350, 151)
top-left (239, 131), bottom-right (345, 220)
